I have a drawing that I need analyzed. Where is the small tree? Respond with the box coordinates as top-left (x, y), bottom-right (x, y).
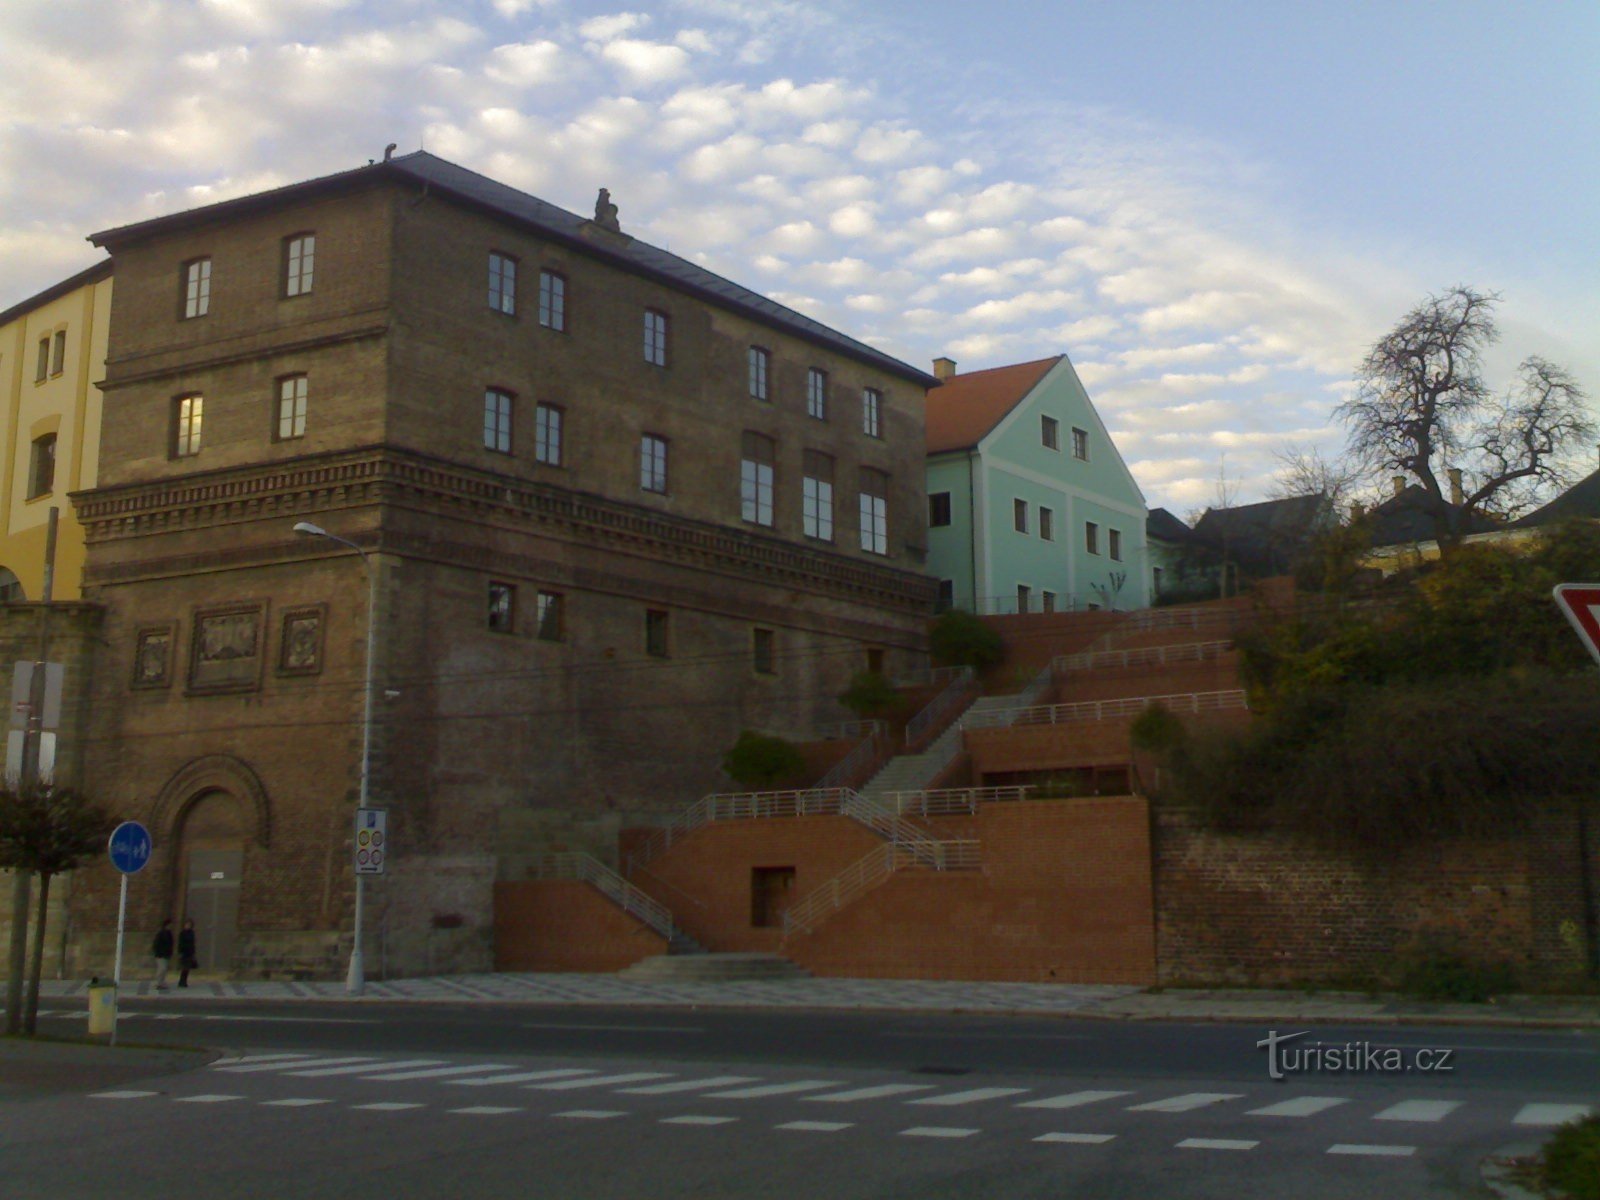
top-left (836, 670), bottom-right (904, 718)
top-left (720, 731), bottom-right (805, 789)
top-left (0, 780), bottom-right (119, 1035)
top-left (928, 609), bottom-right (1004, 672)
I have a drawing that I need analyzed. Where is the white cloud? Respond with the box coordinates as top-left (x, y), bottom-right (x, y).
top-left (579, 13), bottom-right (649, 41)
top-left (963, 289), bottom-right (1081, 325)
top-left (854, 124), bottom-right (922, 164)
top-left (486, 41), bottom-right (564, 87)
top-left (827, 202), bottom-right (876, 238)
top-left (600, 39), bottom-right (692, 86)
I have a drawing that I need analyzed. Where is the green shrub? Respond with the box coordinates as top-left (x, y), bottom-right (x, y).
top-left (1543, 1113), bottom-right (1600, 1200)
top-left (720, 731), bottom-right (805, 788)
top-left (1395, 946), bottom-right (1519, 1003)
top-left (929, 609), bottom-right (1004, 672)
top-left (837, 670), bottom-right (904, 717)
top-left (1130, 701), bottom-right (1186, 753)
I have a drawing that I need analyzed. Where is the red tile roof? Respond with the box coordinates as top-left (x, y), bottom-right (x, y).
top-left (924, 356), bottom-right (1062, 454)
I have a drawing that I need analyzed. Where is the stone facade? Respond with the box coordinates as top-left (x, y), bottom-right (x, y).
top-left (65, 155), bottom-right (937, 980)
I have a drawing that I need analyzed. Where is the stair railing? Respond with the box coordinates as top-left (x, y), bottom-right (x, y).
top-left (962, 688), bottom-right (1249, 730)
top-left (529, 853), bottom-right (677, 941)
top-left (903, 666), bottom-right (976, 748)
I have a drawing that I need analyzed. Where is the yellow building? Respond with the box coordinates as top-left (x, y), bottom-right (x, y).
top-left (0, 261), bottom-right (111, 600)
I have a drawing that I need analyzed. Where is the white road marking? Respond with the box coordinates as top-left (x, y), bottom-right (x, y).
top-left (525, 1072), bottom-right (673, 1091)
top-left (217, 1055), bottom-right (379, 1075)
top-left (1129, 1093), bottom-right (1243, 1113)
top-left (1374, 1100), bottom-right (1462, 1123)
top-left (90, 1091), bottom-right (158, 1100)
top-left (176, 1094), bottom-right (244, 1104)
top-left (290, 1058), bottom-right (444, 1078)
top-left (360, 1064), bottom-right (516, 1082)
top-left (1178, 1138), bottom-right (1258, 1151)
top-left (909, 1087), bottom-right (1030, 1107)
top-left (1018, 1090), bottom-right (1131, 1111)
top-left (1246, 1096), bottom-right (1349, 1118)
top-left (661, 1115), bottom-right (739, 1126)
top-left (261, 1099), bottom-right (332, 1108)
top-left (553, 1109), bottom-right (627, 1120)
top-left (1514, 1103), bottom-right (1593, 1126)
top-left (901, 1126), bottom-right (980, 1139)
top-left (807, 1084), bottom-right (938, 1103)
top-left (353, 1102), bottom-right (426, 1111)
top-left (705, 1081), bottom-right (842, 1099)
top-left (449, 1106), bottom-right (522, 1115)
top-left (1328, 1144), bottom-right (1415, 1157)
top-left (1034, 1132), bottom-right (1116, 1145)
top-left (214, 1053), bottom-right (314, 1067)
top-left (450, 1069), bottom-right (598, 1087)
top-left (619, 1076), bottom-right (759, 1095)
top-left (778, 1121), bottom-right (853, 1133)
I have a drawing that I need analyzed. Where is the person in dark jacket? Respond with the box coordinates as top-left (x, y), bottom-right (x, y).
top-left (151, 919), bottom-right (174, 991)
top-left (177, 918), bottom-right (198, 988)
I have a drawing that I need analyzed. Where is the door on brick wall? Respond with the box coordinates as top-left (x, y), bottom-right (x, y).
top-left (176, 791), bottom-right (246, 972)
top-left (751, 867), bottom-right (795, 928)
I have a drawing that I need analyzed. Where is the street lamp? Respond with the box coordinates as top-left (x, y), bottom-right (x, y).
top-left (293, 520), bottom-right (376, 996)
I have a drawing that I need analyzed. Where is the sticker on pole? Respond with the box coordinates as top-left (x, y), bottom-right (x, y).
top-left (354, 808), bottom-right (387, 875)
top-left (108, 821), bottom-right (152, 875)
top-left (1553, 583), bottom-right (1600, 666)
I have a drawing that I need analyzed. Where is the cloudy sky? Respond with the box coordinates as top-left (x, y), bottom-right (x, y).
top-left (3, 0), bottom-right (1596, 512)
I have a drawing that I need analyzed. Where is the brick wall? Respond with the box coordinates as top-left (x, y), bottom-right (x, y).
top-left (494, 879), bottom-right (667, 971)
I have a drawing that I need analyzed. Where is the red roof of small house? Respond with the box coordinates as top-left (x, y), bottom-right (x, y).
top-left (924, 356), bottom-right (1062, 454)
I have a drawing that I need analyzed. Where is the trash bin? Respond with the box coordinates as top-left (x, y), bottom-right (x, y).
top-left (87, 977), bottom-right (117, 1036)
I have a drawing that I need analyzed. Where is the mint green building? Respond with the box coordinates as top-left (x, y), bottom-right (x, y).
top-left (924, 355), bottom-right (1149, 614)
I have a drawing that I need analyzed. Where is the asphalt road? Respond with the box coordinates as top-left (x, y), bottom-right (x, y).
top-left (4, 999), bottom-right (1594, 1199)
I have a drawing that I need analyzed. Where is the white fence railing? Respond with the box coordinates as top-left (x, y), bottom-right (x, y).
top-left (882, 786), bottom-right (1034, 817)
top-left (626, 788), bottom-right (854, 872)
top-left (782, 838), bottom-right (982, 935)
top-left (962, 689), bottom-right (1249, 730)
top-left (903, 666), bottom-right (975, 747)
top-left (1053, 639), bottom-right (1233, 673)
top-left (815, 730), bottom-right (888, 790)
top-left (529, 853), bottom-right (677, 940)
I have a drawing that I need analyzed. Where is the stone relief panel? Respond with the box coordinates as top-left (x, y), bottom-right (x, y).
top-left (188, 604), bottom-right (266, 694)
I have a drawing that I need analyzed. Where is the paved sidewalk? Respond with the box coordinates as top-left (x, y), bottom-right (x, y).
top-left (20, 974), bottom-right (1600, 1026)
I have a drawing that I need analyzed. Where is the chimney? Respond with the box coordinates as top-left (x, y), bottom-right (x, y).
top-left (1391, 476), bottom-right (1405, 497)
top-left (1447, 467), bottom-right (1463, 506)
top-left (932, 357), bottom-right (957, 381)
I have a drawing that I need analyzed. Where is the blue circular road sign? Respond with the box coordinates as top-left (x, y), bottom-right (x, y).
top-left (108, 821), bottom-right (152, 875)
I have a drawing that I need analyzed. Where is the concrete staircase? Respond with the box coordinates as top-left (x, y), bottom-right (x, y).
top-left (859, 693), bottom-right (1023, 800)
top-left (619, 952), bottom-right (810, 982)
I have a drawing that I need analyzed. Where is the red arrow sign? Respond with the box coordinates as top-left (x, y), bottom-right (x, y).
top-left (1553, 583), bottom-right (1600, 665)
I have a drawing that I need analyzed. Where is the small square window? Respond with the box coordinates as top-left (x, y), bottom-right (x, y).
top-left (807, 368), bottom-right (828, 420)
top-left (929, 492), bottom-right (952, 527)
top-left (277, 375), bottom-right (308, 441)
top-left (1072, 426), bottom-right (1089, 461)
top-left (284, 233), bottom-right (315, 297)
top-left (645, 609), bottom-right (670, 658)
top-left (1013, 498), bottom-right (1028, 534)
top-left (748, 346), bottom-right (770, 401)
top-left (1039, 507), bottom-right (1054, 541)
top-left (488, 583), bottom-right (516, 633)
top-left (172, 395), bottom-right (203, 458)
top-left (50, 330), bottom-right (66, 376)
top-left (183, 258), bottom-right (211, 319)
top-left (539, 270), bottom-right (566, 331)
top-left (488, 252), bottom-right (517, 315)
top-left (28, 434), bottom-right (56, 499)
top-left (753, 628), bottom-right (775, 675)
top-left (1041, 415), bottom-right (1059, 450)
top-left (640, 434), bottom-right (668, 494)
top-left (536, 591), bottom-right (563, 641)
top-left (484, 388), bottom-right (514, 454)
top-left (1086, 521), bottom-right (1100, 555)
top-left (1109, 528), bottom-right (1122, 561)
top-left (862, 388), bottom-right (882, 438)
top-left (535, 403), bottom-right (562, 465)
top-left (643, 309), bottom-right (668, 366)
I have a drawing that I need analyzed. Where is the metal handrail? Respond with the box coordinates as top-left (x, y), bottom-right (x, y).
top-left (883, 786), bottom-right (1035, 816)
top-left (962, 688), bottom-right (1249, 730)
top-left (626, 787), bottom-right (855, 872)
top-left (782, 838), bottom-right (982, 935)
top-left (893, 665), bottom-right (975, 688)
top-left (1053, 639), bottom-right (1233, 673)
top-left (904, 666), bottom-right (975, 746)
top-left (815, 729), bottom-right (887, 790)
top-left (529, 853), bottom-right (676, 940)
top-left (815, 718), bottom-right (888, 741)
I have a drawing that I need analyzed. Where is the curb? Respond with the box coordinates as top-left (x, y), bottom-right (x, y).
top-left (1480, 1145), bottom-right (1547, 1200)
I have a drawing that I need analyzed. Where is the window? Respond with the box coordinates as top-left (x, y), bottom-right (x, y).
top-left (1013, 498), bottom-right (1029, 533)
top-left (276, 375), bottom-right (308, 441)
top-left (284, 233), bottom-right (315, 297)
top-left (172, 394), bottom-right (203, 458)
top-left (643, 309), bottom-right (668, 366)
top-left (740, 432), bottom-right (775, 527)
top-left (536, 591), bottom-right (563, 641)
top-left (488, 252), bottom-right (517, 315)
top-left (748, 347), bottom-right (770, 401)
top-left (1153, 566), bottom-right (1164, 597)
top-left (539, 270), bottom-right (566, 331)
top-left (35, 337), bottom-right (48, 382)
top-left (0, 568), bottom-right (23, 604)
top-left (484, 388), bottom-right (513, 453)
top-left (936, 579), bottom-right (955, 611)
top-left (929, 492), bottom-right (952, 527)
top-left (535, 404), bottom-right (563, 465)
top-left (488, 582), bottom-right (516, 633)
top-left (183, 258), bottom-right (212, 319)
top-left (27, 434), bottom-right (55, 499)
top-left (862, 387), bottom-right (882, 437)
top-left (1042, 415), bottom-right (1059, 450)
top-left (645, 609), bottom-right (670, 658)
top-left (640, 434), bottom-right (668, 494)
top-left (1042, 590), bottom-right (1057, 613)
top-left (50, 331), bottom-right (65, 376)
top-left (1109, 528), bottom-right (1122, 561)
top-left (1017, 584), bottom-right (1032, 613)
top-left (753, 628), bottom-right (775, 675)
top-left (1072, 426), bottom-right (1089, 460)
top-left (1085, 521), bottom-right (1100, 554)
top-left (858, 468), bottom-right (888, 555)
top-left (806, 368), bottom-right (827, 420)
top-left (802, 451), bottom-right (834, 542)
top-left (1039, 507), bottom-right (1054, 541)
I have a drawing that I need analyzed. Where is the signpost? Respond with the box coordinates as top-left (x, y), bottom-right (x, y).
top-left (106, 820), bottom-right (151, 1045)
top-left (350, 808), bottom-right (386, 996)
top-left (1553, 584), bottom-right (1600, 665)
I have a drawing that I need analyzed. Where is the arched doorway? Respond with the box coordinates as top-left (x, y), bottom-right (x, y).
top-left (175, 790), bottom-right (247, 970)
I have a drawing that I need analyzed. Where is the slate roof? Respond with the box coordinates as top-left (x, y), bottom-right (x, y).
top-left (1510, 469), bottom-right (1600, 528)
top-left (1146, 507), bottom-right (1194, 544)
top-left (1365, 484), bottom-right (1500, 546)
top-left (1192, 493), bottom-right (1331, 575)
top-left (89, 152), bottom-right (936, 387)
top-left (923, 356), bottom-right (1062, 454)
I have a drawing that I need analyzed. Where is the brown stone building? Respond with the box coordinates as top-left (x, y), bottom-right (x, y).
top-left (70, 152), bottom-right (937, 978)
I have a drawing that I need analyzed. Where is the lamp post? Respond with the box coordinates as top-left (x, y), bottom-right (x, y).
top-left (293, 521), bottom-right (376, 996)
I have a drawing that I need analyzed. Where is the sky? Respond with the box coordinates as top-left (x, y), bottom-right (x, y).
top-left (2, 0), bottom-right (1596, 514)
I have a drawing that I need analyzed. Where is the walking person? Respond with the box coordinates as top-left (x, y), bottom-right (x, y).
top-left (151, 919), bottom-right (174, 991)
top-left (177, 918), bottom-right (197, 988)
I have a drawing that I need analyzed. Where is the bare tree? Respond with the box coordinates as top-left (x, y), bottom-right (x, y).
top-left (1336, 286), bottom-right (1593, 550)
top-left (1266, 444), bottom-right (1363, 510)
